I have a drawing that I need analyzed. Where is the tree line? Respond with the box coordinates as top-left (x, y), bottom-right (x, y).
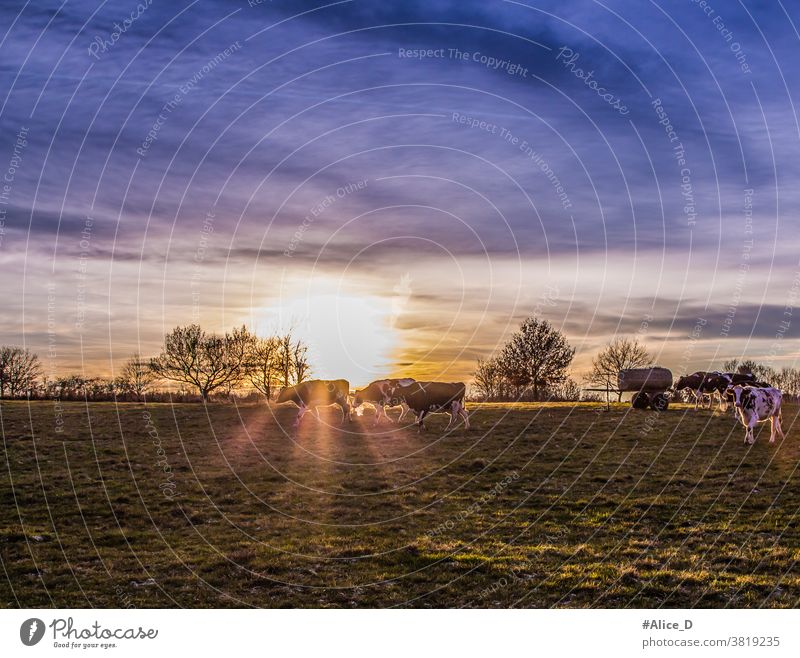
top-left (4, 318), bottom-right (799, 403)
top-left (0, 325), bottom-right (312, 402)
top-left (471, 318), bottom-right (800, 402)
top-left (721, 359), bottom-right (800, 398)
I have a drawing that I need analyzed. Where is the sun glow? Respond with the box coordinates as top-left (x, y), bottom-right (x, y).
top-left (255, 278), bottom-right (401, 388)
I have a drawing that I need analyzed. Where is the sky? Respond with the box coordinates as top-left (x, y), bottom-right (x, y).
top-left (1, 0), bottom-right (799, 387)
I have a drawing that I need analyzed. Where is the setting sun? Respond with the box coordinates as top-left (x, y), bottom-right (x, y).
top-left (255, 278), bottom-right (400, 388)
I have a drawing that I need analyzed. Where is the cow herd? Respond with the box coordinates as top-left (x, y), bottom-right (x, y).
top-left (672, 370), bottom-right (784, 445)
top-left (276, 378), bottom-right (469, 432)
top-left (274, 370), bottom-right (787, 446)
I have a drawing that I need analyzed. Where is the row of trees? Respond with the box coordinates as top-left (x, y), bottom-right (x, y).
top-left (722, 359), bottom-right (800, 398)
top-left (150, 325), bottom-right (310, 400)
top-left (0, 325), bottom-right (312, 402)
top-left (471, 320), bottom-right (800, 402)
top-left (4, 319), bottom-right (800, 404)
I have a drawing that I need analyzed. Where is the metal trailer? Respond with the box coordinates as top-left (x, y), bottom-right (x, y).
top-left (585, 367), bottom-right (673, 411)
top-left (618, 367), bottom-right (673, 410)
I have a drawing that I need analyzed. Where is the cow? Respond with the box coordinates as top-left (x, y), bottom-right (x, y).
top-left (727, 372), bottom-right (757, 386)
top-left (673, 371), bottom-right (731, 410)
top-left (393, 381), bottom-right (469, 432)
top-left (353, 378), bottom-right (415, 426)
top-left (722, 374), bottom-right (767, 410)
top-left (275, 379), bottom-right (351, 429)
top-left (728, 385), bottom-right (784, 445)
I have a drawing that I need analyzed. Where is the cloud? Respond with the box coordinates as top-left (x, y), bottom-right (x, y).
top-left (2, 0), bottom-right (800, 378)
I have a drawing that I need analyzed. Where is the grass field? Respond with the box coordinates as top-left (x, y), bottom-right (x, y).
top-left (1, 399), bottom-right (799, 608)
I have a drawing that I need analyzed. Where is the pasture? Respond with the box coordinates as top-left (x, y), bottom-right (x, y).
top-left (1, 399), bottom-right (799, 608)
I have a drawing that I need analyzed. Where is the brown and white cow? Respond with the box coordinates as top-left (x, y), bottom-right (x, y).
top-left (276, 379), bottom-right (351, 428)
top-left (353, 378), bottom-right (415, 426)
top-left (728, 385), bottom-right (784, 445)
top-left (393, 381), bottom-right (469, 432)
top-left (674, 371), bottom-right (731, 410)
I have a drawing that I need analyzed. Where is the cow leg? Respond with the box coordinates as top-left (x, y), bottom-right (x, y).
top-left (339, 400), bottom-right (350, 425)
top-left (295, 405), bottom-right (308, 428)
top-left (445, 403), bottom-right (457, 429)
top-left (397, 402), bottom-right (410, 423)
top-left (459, 403), bottom-right (470, 430)
top-left (769, 417), bottom-right (777, 443)
top-left (747, 418), bottom-right (757, 445)
top-left (446, 401), bottom-right (467, 429)
top-left (736, 410), bottom-right (747, 430)
top-left (693, 390), bottom-right (701, 410)
top-left (373, 403), bottom-right (386, 427)
top-left (417, 410), bottom-right (427, 432)
top-left (775, 413), bottom-right (785, 439)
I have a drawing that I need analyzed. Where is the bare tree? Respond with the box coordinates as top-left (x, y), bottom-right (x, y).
top-left (0, 346), bottom-right (42, 398)
top-left (120, 354), bottom-right (156, 400)
top-left (722, 358), bottom-right (741, 373)
top-left (292, 340), bottom-right (311, 384)
top-left (500, 317), bottom-right (575, 400)
top-left (473, 357), bottom-right (502, 401)
top-left (276, 333), bottom-right (293, 388)
top-left (150, 324), bottom-right (254, 400)
top-left (247, 336), bottom-right (280, 399)
top-left (586, 336), bottom-right (652, 402)
top-left (270, 332), bottom-right (311, 388)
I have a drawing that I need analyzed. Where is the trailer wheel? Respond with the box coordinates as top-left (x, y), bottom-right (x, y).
top-left (631, 392), bottom-right (650, 409)
top-left (650, 393), bottom-right (669, 412)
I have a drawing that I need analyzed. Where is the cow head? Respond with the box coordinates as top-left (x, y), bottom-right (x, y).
top-left (353, 388), bottom-right (366, 407)
top-left (728, 385), bottom-right (745, 408)
top-left (392, 383), bottom-right (413, 401)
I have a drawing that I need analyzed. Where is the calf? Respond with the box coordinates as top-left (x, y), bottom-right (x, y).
top-left (353, 378), bottom-right (415, 426)
top-left (728, 385), bottom-right (784, 445)
top-left (393, 381), bottom-right (469, 432)
top-left (276, 379), bottom-right (351, 428)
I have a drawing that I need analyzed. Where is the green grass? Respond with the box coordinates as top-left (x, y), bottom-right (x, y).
top-left (1, 399), bottom-right (799, 608)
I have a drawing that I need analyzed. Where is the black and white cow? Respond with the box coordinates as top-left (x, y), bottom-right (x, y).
top-left (728, 385), bottom-right (784, 445)
top-left (276, 379), bottom-right (351, 428)
top-left (722, 374), bottom-right (767, 410)
top-left (393, 381), bottom-right (469, 432)
top-left (353, 378), bottom-right (415, 426)
top-left (674, 371), bottom-right (731, 410)
top-left (726, 372), bottom-right (757, 386)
